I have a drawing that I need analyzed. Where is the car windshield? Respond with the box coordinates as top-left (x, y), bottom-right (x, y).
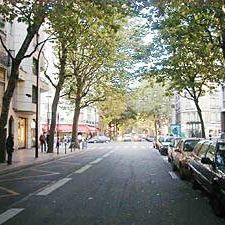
top-left (159, 137), bottom-right (173, 142)
top-left (216, 143), bottom-right (225, 172)
top-left (184, 140), bottom-right (199, 152)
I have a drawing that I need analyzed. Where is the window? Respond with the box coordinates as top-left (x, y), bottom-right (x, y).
top-left (197, 141), bottom-right (210, 157)
top-left (32, 85), bottom-right (37, 104)
top-left (206, 144), bottom-right (216, 161)
top-left (32, 58), bottom-right (38, 76)
top-left (216, 143), bottom-right (225, 172)
top-left (184, 140), bottom-right (199, 152)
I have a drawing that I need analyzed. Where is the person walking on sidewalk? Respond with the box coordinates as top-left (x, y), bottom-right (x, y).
top-left (39, 133), bottom-right (46, 152)
top-left (6, 134), bottom-right (14, 165)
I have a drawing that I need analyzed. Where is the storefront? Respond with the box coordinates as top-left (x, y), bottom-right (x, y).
top-left (18, 117), bottom-right (27, 148)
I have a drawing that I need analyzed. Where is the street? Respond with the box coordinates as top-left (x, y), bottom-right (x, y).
top-left (0, 142), bottom-right (224, 225)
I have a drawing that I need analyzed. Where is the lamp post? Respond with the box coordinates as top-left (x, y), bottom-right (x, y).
top-left (35, 43), bottom-right (45, 158)
top-left (46, 95), bottom-right (51, 132)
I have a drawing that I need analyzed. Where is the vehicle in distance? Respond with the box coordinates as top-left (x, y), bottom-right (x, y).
top-left (88, 135), bottom-right (110, 143)
top-left (123, 134), bottom-right (132, 142)
top-left (167, 137), bottom-right (182, 162)
top-left (155, 136), bottom-right (174, 155)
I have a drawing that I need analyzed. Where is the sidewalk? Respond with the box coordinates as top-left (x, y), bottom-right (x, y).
top-left (0, 145), bottom-right (81, 175)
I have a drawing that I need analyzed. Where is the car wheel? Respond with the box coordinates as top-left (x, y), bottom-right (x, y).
top-left (171, 161), bottom-right (177, 171)
top-left (191, 177), bottom-right (200, 190)
top-left (211, 195), bottom-right (224, 217)
top-left (179, 166), bottom-right (186, 180)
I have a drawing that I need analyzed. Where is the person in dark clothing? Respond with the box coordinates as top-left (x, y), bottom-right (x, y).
top-left (6, 134), bottom-right (14, 165)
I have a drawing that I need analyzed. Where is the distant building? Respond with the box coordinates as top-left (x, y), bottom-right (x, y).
top-left (173, 88), bottom-right (221, 138)
top-left (40, 103), bottom-right (99, 137)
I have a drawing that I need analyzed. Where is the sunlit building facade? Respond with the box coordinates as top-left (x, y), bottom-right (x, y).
top-left (0, 19), bottom-right (48, 149)
top-left (174, 88), bottom-right (222, 138)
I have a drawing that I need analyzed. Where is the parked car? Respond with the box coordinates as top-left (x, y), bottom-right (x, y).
top-left (146, 135), bottom-right (154, 142)
top-left (88, 135), bottom-right (110, 143)
top-left (167, 137), bottom-right (182, 162)
top-left (123, 134), bottom-right (132, 142)
top-left (157, 136), bottom-right (174, 155)
top-left (188, 139), bottom-right (225, 216)
top-left (170, 138), bottom-right (200, 179)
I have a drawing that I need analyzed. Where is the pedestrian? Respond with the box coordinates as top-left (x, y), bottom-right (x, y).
top-left (39, 133), bottom-right (46, 152)
top-left (56, 137), bottom-right (60, 154)
top-left (77, 133), bottom-right (82, 149)
top-left (6, 134), bottom-right (14, 165)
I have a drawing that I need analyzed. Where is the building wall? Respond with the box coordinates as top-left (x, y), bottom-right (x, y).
top-left (0, 19), bottom-right (48, 150)
top-left (176, 88), bottom-right (221, 138)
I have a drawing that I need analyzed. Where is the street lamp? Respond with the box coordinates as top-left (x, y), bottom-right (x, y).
top-left (35, 43), bottom-right (45, 158)
top-left (46, 95), bottom-right (51, 132)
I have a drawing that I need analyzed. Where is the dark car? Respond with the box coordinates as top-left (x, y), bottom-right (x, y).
top-left (170, 138), bottom-right (200, 179)
top-left (167, 137), bottom-right (182, 162)
top-left (157, 136), bottom-right (174, 155)
top-left (188, 139), bottom-right (225, 216)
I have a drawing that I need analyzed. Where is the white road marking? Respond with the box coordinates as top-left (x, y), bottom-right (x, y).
top-left (169, 171), bottom-right (179, 179)
top-left (74, 164), bottom-right (92, 174)
top-left (102, 151), bottom-right (113, 158)
top-left (0, 208), bottom-right (24, 225)
top-left (162, 156), bottom-right (168, 162)
top-left (89, 158), bottom-right (103, 164)
top-left (36, 178), bottom-right (71, 196)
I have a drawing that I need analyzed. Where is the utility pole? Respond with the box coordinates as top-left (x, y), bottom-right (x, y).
top-left (35, 42), bottom-right (45, 158)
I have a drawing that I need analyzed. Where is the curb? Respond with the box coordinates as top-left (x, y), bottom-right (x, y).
top-left (0, 148), bottom-right (84, 176)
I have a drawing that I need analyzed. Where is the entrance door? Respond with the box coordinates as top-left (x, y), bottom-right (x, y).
top-left (18, 118), bottom-right (26, 148)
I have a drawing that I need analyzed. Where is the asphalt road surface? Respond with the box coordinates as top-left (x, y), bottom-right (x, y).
top-left (0, 142), bottom-right (224, 225)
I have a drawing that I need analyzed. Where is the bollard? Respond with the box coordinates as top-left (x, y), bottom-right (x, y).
top-left (65, 142), bottom-right (67, 154)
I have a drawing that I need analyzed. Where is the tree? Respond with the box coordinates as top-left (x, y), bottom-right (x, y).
top-left (63, 11), bottom-right (125, 148)
top-left (132, 81), bottom-right (171, 137)
top-left (147, 1), bottom-right (225, 138)
top-left (0, 0), bottom-right (61, 162)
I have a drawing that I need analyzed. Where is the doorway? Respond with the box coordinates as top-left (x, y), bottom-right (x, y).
top-left (18, 117), bottom-right (26, 148)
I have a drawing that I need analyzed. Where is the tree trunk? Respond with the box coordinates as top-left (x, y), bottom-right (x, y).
top-left (153, 115), bottom-right (158, 139)
top-left (72, 100), bottom-right (81, 149)
top-left (194, 99), bottom-right (206, 138)
top-left (47, 43), bottom-right (67, 153)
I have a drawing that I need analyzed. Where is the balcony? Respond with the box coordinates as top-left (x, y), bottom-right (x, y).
top-left (18, 67), bottom-right (26, 81)
top-left (13, 101), bottom-right (36, 115)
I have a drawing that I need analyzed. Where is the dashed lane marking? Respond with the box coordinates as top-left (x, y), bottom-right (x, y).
top-left (0, 208), bottom-right (24, 225)
top-left (89, 158), bottom-right (103, 164)
top-left (74, 165), bottom-right (92, 174)
top-left (169, 171), bottom-right (179, 179)
top-left (36, 178), bottom-right (72, 196)
top-left (0, 186), bottom-right (20, 198)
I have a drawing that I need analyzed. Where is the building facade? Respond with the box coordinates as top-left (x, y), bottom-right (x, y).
top-left (0, 19), bottom-right (48, 149)
top-left (173, 88), bottom-right (222, 138)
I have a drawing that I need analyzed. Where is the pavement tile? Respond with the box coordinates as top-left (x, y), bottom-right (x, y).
top-left (0, 146), bottom-right (80, 175)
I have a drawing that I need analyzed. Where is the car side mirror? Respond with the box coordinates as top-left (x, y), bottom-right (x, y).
top-left (201, 157), bottom-right (212, 165)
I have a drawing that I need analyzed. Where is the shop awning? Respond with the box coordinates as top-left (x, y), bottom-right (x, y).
top-left (42, 124), bottom-right (97, 133)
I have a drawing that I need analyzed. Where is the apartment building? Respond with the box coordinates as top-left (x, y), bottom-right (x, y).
top-left (174, 88), bottom-right (221, 138)
top-left (0, 19), bottom-right (48, 149)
